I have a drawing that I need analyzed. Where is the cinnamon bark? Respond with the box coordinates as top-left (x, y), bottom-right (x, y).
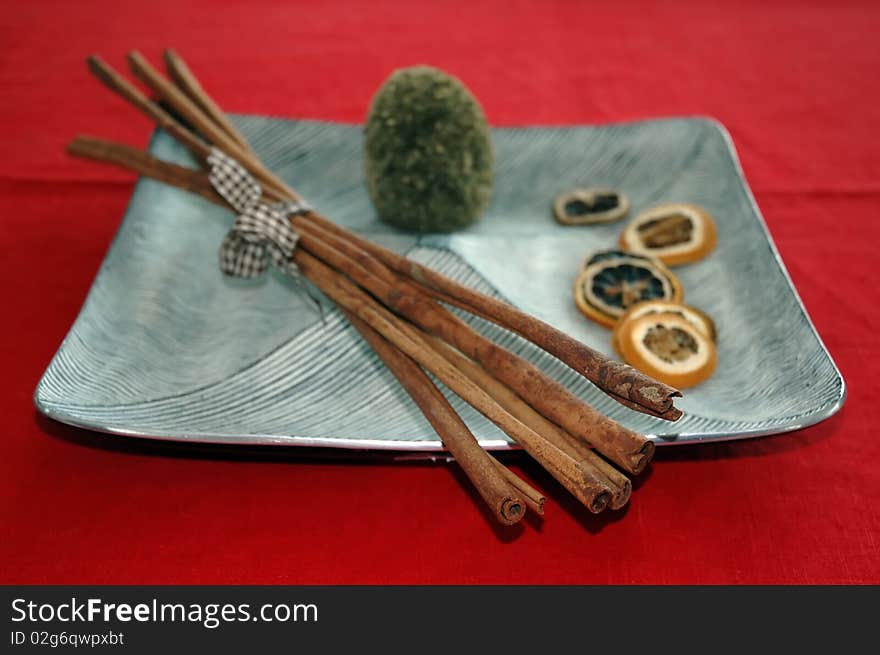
top-left (67, 136), bottom-right (222, 205)
top-left (424, 335), bottom-right (631, 510)
top-left (126, 51), bottom-right (294, 202)
top-left (343, 309), bottom-right (526, 525)
top-left (388, 319), bottom-right (613, 512)
top-left (552, 433), bottom-right (632, 510)
top-left (86, 55), bottom-right (211, 161)
top-left (489, 456), bottom-right (546, 515)
top-left (293, 248), bottom-right (612, 513)
top-left (163, 49), bottom-right (254, 155)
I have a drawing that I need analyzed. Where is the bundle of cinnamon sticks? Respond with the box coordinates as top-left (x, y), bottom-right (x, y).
top-left (67, 50), bottom-right (683, 526)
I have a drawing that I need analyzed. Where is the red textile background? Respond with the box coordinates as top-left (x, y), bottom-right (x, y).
top-left (1, 1), bottom-right (878, 584)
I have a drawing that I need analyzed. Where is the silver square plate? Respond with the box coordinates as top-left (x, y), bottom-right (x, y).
top-left (35, 116), bottom-right (845, 449)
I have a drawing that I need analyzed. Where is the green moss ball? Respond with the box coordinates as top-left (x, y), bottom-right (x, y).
top-left (364, 66), bottom-right (494, 233)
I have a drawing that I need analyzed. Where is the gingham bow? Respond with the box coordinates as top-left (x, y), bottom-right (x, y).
top-left (208, 148), bottom-right (308, 278)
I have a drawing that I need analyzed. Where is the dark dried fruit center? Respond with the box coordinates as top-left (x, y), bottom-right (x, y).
top-left (565, 193), bottom-right (619, 216)
top-left (591, 264), bottom-right (666, 310)
top-left (637, 213), bottom-right (693, 248)
top-left (642, 325), bottom-right (698, 363)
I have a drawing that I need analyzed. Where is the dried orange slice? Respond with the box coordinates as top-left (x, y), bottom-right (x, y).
top-left (554, 188), bottom-right (629, 225)
top-left (574, 253), bottom-right (683, 328)
top-left (616, 312), bottom-right (717, 388)
top-left (612, 300), bottom-right (717, 356)
top-left (619, 203), bottom-right (717, 266)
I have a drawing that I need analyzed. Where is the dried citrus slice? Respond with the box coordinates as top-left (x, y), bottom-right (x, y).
top-left (619, 203), bottom-right (717, 266)
top-left (553, 188), bottom-right (629, 225)
top-left (574, 254), bottom-right (683, 328)
top-left (616, 312), bottom-right (717, 388)
top-left (612, 300), bottom-right (717, 357)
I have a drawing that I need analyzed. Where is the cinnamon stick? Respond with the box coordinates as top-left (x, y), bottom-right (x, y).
top-left (424, 335), bottom-right (632, 510)
top-left (67, 135), bottom-right (222, 205)
top-left (489, 456), bottom-right (546, 515)
top-left (302, 212), bottom-right (683, 419)
top-left (384, 314), bottom-right (616, 510)
top-left (86, 55), bottom-right (287, 203)
top-left (126, 51), bottom-right (295, 202)
top-left (343, 309), bottom-right (526, 525)
top-left (86, 55), bottom-right (211, 160)
top-left (292, 248), bottom-right (612, 513)
top-left (163, 49), bottom-right (254, 154)
top-left (552, 433), bottom-right (632, 510)
top-left (293, 218), bottom-right (654, 476)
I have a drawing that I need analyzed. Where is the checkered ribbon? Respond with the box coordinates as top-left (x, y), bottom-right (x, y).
top-left (208, 148), bottom-right (309, 279)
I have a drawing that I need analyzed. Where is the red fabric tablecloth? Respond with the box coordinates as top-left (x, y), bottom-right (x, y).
top-left (2, 0), bottom-right (878, 584)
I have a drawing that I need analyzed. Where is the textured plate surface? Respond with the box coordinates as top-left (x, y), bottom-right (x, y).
top-left (35, 117), bottom-right (845, 449)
